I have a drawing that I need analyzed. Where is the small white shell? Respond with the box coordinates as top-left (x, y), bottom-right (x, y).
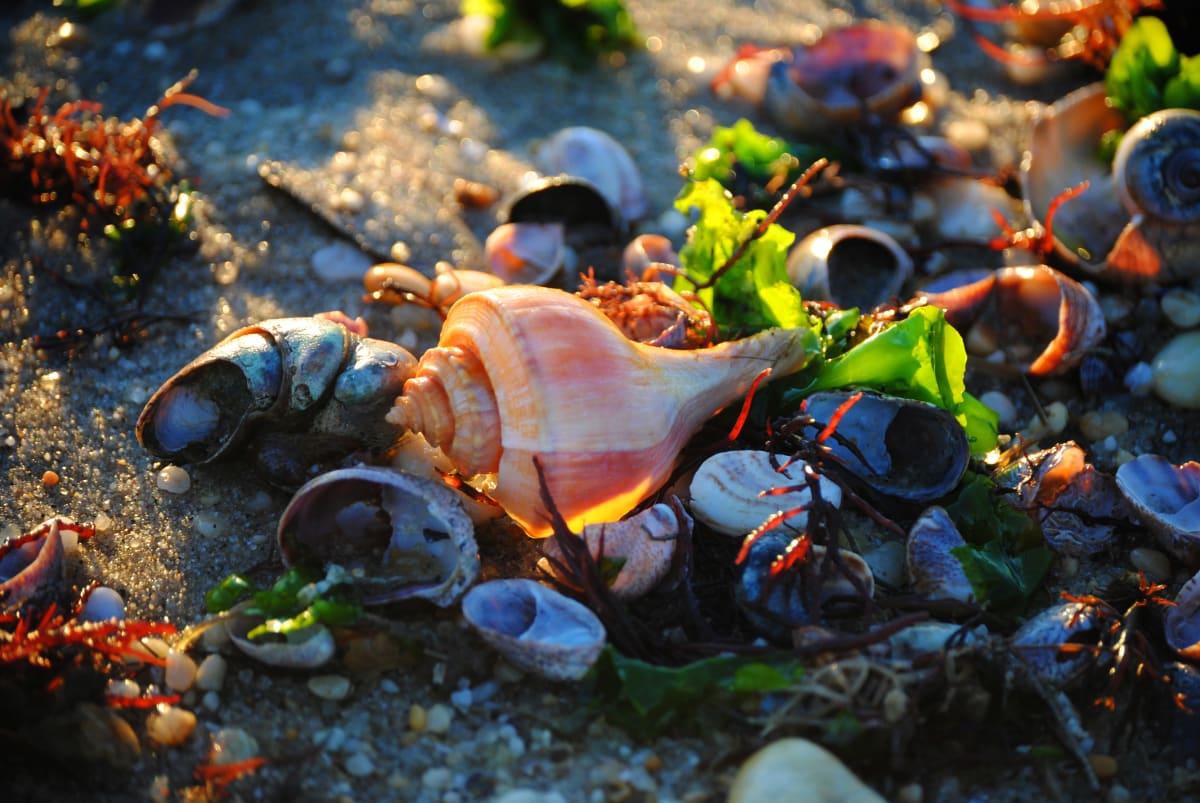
top-left (1116, 453), bottom-right (1200, 566)
top-left (226, 617), bottom-right (337, 669)
top-left (538, 501), bottom-right (686, 599)
top-left (462, 579), bottom-right (605, 681)
top-left (906, 507), bottom-right (975, 603)
top-left (689, 451), bottom-right (842, 537)
top-left (537, 126), bottom-right (648, 222)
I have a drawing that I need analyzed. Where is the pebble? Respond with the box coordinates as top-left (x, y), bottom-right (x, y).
top-left (490, 791), bottom-right (569, 803)
top-left (728, 738), bottom-right (886, 803)
top-left (324, 56), bottom-right (353, 83)
top-left (78, 586), bottom-right (125, 622)
top-left (42, 469), bottom-right (60, 488)
top-left (1162, 288), bottom-right (1200, 328)
top-left (1019, 401), bottom-right (1068, 442)
top-left (1152, 331), bottom-right (1200, 408)
top-left (155, 465), bottom-right (191, 494)
top-left (311, 241), bottom-right (373, 282)
top-left (1089, 753), bottom-right (1119, 780)
top-left (1078, 410), bottom-right (1129, 442)
top-left (408, 704), bottom-right (428, 732)
top-left (426, 702), bottom-right (454, 734)
top-left (978, 390), bottom-right (1017, 428)
top-left (422, 767), bottom-right (453, 790)
top-left (345, 753), bottom-right (376, 777)
top-left (1124, 361), bottom-right (1155, 396)
top-left (1130, 547), bottom-right (1173, 583)
top-left (146, 704), bottom-right (197, 746)
top-left (309, 674), bottom-right (353, 701)
top-left (896, 783), bottom-right (924, 803)
top-left (211, 727), bottom-right (260, 766)
top-left (107, 678), bottom-right (141, 700)
top-left (165, 649), bottom-right (198, 692)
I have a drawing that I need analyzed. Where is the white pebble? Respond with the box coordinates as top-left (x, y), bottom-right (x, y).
top-left (379, 678), bottom-right (400, 694)
top-left (345, 753), bottom-right (375, 777)
top-left (165, 649), bottom-right (198, 692)
top-left (1152, 331), bottom-right (1200, 409)
top-left (156, 465), bottom-right (191, 494)
top-left (1124, 361), bottom-right (1155, 396)
top-left (202, 691), bottom-right (221, 711)
top-left (978, 390), bottom-right (1017, 428)
top-left (421, 767), bottom-right (453, 790)
top-left (78, 586), bottom-right (125, 623)
top-left (146, 704), bottom-right (197, 746)
top-left (107, 678), bottom-right (141, 699)
top-left (426, 703), bottom-right (454, 734)
top-left (195, 654), bottom-right (228, 691)
top-left (308, 674), bottom-right (353, 701)
top-left (311, 241), bottom-right (373, 282)
top-left (1162, 288), bottom-right (1200, 329)
top-left (211, 727), bottom-right (260, 766)
top-left (143, 41), bottom-right (167, 61)
top-left (450, 686), bottom-right (473, 709)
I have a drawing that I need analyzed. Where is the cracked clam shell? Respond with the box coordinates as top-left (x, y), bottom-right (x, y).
top-left (277, 466), bottom-right (480, 607)
top-left (1116, 454), bottom-right (1200, 567)
top-left (690, 450), bottom-right (842, 537)
top-left (461, 578), bottom-right (605, 681)
top-left (539, 501), bottom-right (687, 600)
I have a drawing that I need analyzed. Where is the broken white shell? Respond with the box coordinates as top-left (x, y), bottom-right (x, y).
top-left (461, 578), bottom-right (605, 681)
top-left (906, 507), bottom-right (975, 603)
top-left (1115, 454), bottom-right (1200, 567)
top-left (689, 450), bottom-right (842, 537)
top-left (538, 501), bottom-right (687, 599)
top-left (226, 618), bottom-right (337, 669)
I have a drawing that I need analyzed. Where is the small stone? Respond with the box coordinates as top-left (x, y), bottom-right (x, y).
top-left (156, 465), bottom-right (191, 494)
top-left (426, 702), bottom-right (454, 734)
top-left (978, 391), bottom-right (1017, 428)
top-left (195, 655), bottom-right (228, 692)
top-left (1130, 547), bottom-right (1172, 583)
top-left (146, 704), bottom-right (197, 746)
top-left (165, 649), bottom-right (198, 692)
top-left (311, 242), bottom-right (373, 283)
top-left (1124, 362), bottom-right (1155, 396)
top-left (1152, 331), bottom-right (1200, 409)
top-left (345, 753), bottom-right (375, 777)
top-left (325, 56), bottom-right (353, 83)
top-left (421, 767), bottom-right (453, 790)
top-left (308, 674), bottom-right (352, 701)
top-left (211, 727), bottom-right (259, 766)
top-left (1090, 753), bottom-right (1119, 780)
top-left (79, 586), bottom-right (125, 622)
top-left (107, 678), bottom-right (141, 700)
top-left (41, 469), bottom-right (60, 488)
top-left (1163, 430), bottom-right (1178, 444)
top-left (1162, 288), bottom-right (1200, 329)
top-left (728, 738), bottom-right (886, 803)
top-left (1019, 401), bottom-right (1068, 442)
top-left (896, 783), bottom-right (924, 803)
top-left (408, 704), bottom-right (428, 732)
top-left (1079, 410), bottom-right (1129, 442)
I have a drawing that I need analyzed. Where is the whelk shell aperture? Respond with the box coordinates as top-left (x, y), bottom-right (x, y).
top-left (461, 578), bottom-right (606, 681)
top-left (277, 465), bottom-right (480, 607)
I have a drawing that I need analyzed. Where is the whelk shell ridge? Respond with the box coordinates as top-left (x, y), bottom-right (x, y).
top-left (387, 286), bottom-right (816, 537)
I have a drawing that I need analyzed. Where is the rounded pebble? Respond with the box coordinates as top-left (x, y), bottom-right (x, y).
top-left (426, 702), bottom-right (454, 734)
top-left (211, 727), bottom-right (259, 765)
top-left (155, 465), bottom-right (191, 494)
top-left (345, 753), bottom-right (375, 777)
top-left (41, 469), bottom-right (60, 488)
top-left (408, 704), bottom-right (428, 732)
top-left (146, 704), bottom-right (197, 746)
top-left (195, 654), bottom-right (228, 691)
top-left (1089, 753), bottom-right (1119, 780)
top-left (1162, 288), bottom-right (1200, 329)
top-left (978, 390), bottom-right (1017, 428)
top-left (1124, 361), bottom-right (1155, 396)
top-left (79, 586), bottom-right (126, 623)
top-left (1152, 331), bottom-right (1200, 408)
top-left (1129, 547), bottom-right (1173, 583)
top-left (308, 674), bottom-right (353, 701)
top-left (311, 241), bottom-right (373, 282)
top-left (1078, 410), bottom-right (1129, 442)
top-left (165, 649), bottom-right (198, 692)
top-left (728, 738), bottom-right (886, 803)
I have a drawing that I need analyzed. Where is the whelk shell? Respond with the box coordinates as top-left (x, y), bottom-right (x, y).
top-left (137, 317), bottom-right (416, 485)
top-left (786, 225), bottom-right (913, 311)
top-left (795, 391), bottom-right (969, 502)
top-left (918, 265), bottom-right (1105, 376)
top-left (461, 578), bottom-right (606, 681)
top-left (277, 465), bottom-right (480, 607)
top-left (1023, 82), bottom-right (1200, 282)
top-left (689, 450), bottom-right (842, 537)
top-left (1115, 454), bottom-right (1200, 567)
top-left (386, 286), bottom-right (816, 537)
